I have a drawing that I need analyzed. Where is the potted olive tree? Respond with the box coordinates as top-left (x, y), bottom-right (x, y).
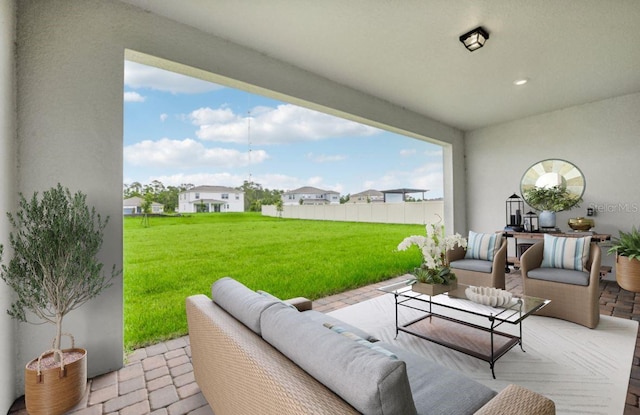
top-left (522, 185), bottom-right (582, 229)
top-left (608, 226), bottom-right (640, 292)
top-left (0, 184), bottom-right (119, 415)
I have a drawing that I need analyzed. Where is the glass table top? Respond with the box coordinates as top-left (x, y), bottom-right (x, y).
top-left (378, 278), bottom-right (550, 325)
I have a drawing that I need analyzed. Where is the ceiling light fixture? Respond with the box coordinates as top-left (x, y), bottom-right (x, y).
top-left (513, 79), bottom-right (529, 86)
top-left (459, 26), bottom-right (490, 52)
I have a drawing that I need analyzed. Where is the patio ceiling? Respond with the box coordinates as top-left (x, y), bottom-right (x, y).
top-left (120, 0), bottom-right (640, 132)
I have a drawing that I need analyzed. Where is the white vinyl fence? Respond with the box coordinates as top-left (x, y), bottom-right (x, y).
top-left (261, 201), bottom-right (444, 225)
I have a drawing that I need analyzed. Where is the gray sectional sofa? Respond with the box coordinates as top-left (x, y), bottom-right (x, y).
top-left (186, 277), bottom-right (555, 415)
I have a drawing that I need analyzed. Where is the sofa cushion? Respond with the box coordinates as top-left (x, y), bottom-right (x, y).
top-left (380, 342), bottom-right (497, 415)
top-left (450, 259), bottom-right (493, 273)
top-left (257, 290), bottom-right (313, 311)
top-left (303, 309), bottom-right (379, 342)
top-left (541, 234), bottom-right (592, 271)
top-left (256, 290), bottom-right (297, 309)
top-left (211, 277), bottom-right (280, 335)
top-left (323, 323), bottom-right (397, 359)
top-left (465, 231), bottom-right (502, 261)
top-left (261, 303), bottom-right (418, 415)
top-left (527, 267), bottom-right (590, 286)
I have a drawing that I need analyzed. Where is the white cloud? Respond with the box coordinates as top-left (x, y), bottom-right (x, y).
top-left (306, 176), bottom-right (325, 187)
top-left (190, 107), bottom-right (237, 124)
top-left (361, 161), bottom-right (444, 199)
top-left (149, 172), bottom-right (244, 188)
top-left (123, 138), bottom-right (268, 169)
top-left (250, 173), bottom-right (302, 190)
top-left (324, 182), bottom-right (345, 194)
top-left (424, 148), bottom-right (443, 158)
top-left (124, 91), bottom-right (145, 102)
top-left (306, 152), bottom-right (347, 163)
top-left (160, 113), bottom-right (168, 122)
top-left (124, 61), bottom-right (224, 94)
top-left (399, 149), bottom-right (416, 157)
top-left (190, 104), bottom-right (381, 144)
top-left (408, 168), bottom-right (443, 198)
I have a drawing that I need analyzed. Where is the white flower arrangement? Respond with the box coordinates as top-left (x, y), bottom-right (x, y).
top-left (397, 224), bottom-right (467, 284)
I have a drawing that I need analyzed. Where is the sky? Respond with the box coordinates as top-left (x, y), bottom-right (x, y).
top-left (123, 61), bottom-right (444, 199)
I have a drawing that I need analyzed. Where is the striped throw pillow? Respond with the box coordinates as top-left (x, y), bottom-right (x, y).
top-left (541, 234), bottom-right (592, 271)
top-left (465, 231), bottom-right (502, 261)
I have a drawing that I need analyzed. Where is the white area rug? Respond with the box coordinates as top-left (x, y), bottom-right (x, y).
top-left (328, 294), bottom-right (638, 415)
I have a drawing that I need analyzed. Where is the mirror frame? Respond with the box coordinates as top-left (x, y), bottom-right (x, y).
top-left (520, 159), bottom-right (585, 202)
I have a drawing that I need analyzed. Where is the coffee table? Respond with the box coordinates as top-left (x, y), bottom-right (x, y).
top-left (378, 279), bottom-right (550, 378)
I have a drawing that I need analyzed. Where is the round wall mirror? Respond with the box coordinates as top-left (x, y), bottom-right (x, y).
top-left (520, 159), bottom-right (585, 201)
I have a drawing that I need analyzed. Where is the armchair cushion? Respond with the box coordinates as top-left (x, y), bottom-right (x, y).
top-left (541, 234), bottom-right (592, 271)
top-left (527, 267), bottom-right (590, 286)
top-left (450, 259), bottom-right (493, 273)
top-left (465, 231), bottom-right (502, 261)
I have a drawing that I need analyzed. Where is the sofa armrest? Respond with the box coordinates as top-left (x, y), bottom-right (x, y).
top-left (474, 384), bottom-right (555, 415)
top-left (285, 297), bottom-right (312, 311)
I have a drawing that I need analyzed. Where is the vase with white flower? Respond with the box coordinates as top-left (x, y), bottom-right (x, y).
top-left (397, 224), bottom-right (467, 296)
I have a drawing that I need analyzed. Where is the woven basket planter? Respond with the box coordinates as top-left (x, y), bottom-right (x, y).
top-left (616, 255), bottom-right (640, 293)
top-left (24, 347), bottom-right (87, 415)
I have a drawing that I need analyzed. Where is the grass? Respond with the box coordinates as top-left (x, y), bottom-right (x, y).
top-left (123, 212), bottom-right (425, 349)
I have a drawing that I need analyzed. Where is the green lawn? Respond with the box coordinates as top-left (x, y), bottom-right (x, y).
top-left (124, 212), bottom-right (424, 349)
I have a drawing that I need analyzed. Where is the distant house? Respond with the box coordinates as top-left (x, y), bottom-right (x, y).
top-left (381, 188), bottom-right (429, 203)
top-left (178, 185), bottom-right (244, 213)
top-left (347, 189), bottom-right (384, 203)
top-left (123, 197), bottom-right (164, 215)
top-left (281, 186), bottom-right (340, 205)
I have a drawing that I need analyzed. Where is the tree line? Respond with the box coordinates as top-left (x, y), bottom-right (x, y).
top-left (123, 180), bottom-right (284, 213)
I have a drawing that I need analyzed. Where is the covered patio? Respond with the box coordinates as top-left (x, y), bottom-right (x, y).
top-left (1, 1), bottom-right (640, 413)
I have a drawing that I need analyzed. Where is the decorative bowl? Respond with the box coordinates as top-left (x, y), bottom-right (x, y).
top-left (464, 286), bottom-right (513, 307)
top-left (568, 217), bottom-right (594, 231)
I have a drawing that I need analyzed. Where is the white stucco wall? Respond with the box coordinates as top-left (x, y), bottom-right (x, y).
top-left (465, 92), bottom-right (640, 275)
top-left (7, 0), bottom-right (466, 405)
top-left (14, 0), bottom-right (127, 396)
top-left (0, 1), bottom-right (17, 411)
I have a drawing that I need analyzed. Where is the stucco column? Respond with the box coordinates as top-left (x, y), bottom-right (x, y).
top-left (0, 0), bottom-right (17, 412)
top-left (443, 139), bottom-right (467, 235)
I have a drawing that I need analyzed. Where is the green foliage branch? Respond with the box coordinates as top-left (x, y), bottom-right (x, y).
top-left (413, 265), bottom-right (457, 285)
top-left (237, 180), bottom-right (283, 212)
top-left (523, 185), bottom-right (582, 212)
top-left (608, 226), bottom-right (640, 260)
top-left (0, 184), bottom-right (120, 353)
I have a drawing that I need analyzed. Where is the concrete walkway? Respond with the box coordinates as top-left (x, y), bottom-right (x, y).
top-left (8, 273), bottom-right (640, 414)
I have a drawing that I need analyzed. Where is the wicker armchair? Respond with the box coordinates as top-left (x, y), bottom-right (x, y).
top-left (447, 238), bottom-right (507, 289)
top-left (521, 241), bottom-right (601, 329)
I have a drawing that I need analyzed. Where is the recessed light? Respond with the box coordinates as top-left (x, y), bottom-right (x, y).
top-left (513, 79), bottom-right (528, 86)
